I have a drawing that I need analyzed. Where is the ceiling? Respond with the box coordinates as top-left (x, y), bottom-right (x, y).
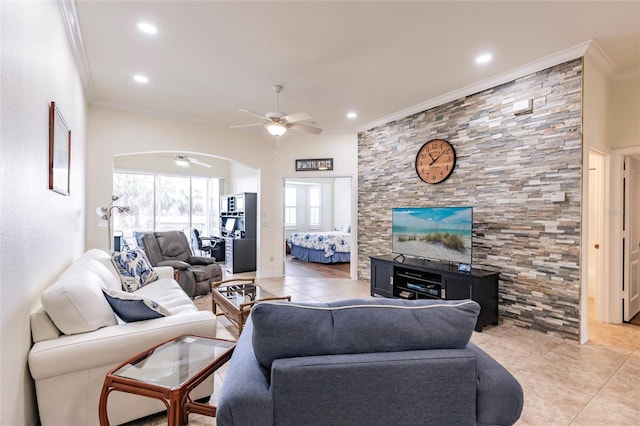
top-left (70, 1), bottom-right (640, 136)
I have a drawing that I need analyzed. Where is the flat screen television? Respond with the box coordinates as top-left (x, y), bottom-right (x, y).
top-left (392, 206), bottom-right (472, 265)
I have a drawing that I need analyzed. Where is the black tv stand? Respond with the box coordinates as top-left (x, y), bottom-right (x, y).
top-left (370, 255), bottom-right (499, 331)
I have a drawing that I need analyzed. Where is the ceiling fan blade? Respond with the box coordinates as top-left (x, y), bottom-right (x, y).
top-left (289, 123), bottom-right (323, 135)
top-left (188, 158), bottom-right (212, 168)
top-left (230, 122), bottom-right (264, 129)
top-left (283, 112), bottom-right (311, 123)
top-left (239, 109), bottom-right (268, 120)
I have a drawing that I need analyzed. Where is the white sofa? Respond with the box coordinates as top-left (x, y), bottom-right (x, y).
top-left (28, 249), bottom-right (218, 426)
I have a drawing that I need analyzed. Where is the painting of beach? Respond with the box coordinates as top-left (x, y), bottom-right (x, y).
top-left (392, 207), bottom-right (472, 264)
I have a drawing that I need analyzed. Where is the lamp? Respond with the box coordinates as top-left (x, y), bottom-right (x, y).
top-left (96, 195), bottom-right (130, 251)
top-left (265, 122), bottom-right (287, 136)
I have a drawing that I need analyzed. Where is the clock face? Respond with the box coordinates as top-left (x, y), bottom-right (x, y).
top-left (415, 139), bottom-right (456, 184)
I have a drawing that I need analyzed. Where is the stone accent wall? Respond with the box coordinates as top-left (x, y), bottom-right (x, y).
top-left (357, 59), bottom-right (583, 339)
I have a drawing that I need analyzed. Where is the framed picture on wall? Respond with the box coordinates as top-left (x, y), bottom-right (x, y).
top-left (49, 101), bottom-right (71, 195)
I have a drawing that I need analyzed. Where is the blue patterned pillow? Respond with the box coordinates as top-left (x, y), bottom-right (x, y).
top-left (102, 288), bottom-right (171, 322)
top-left (111, 248), bottom-right (158, 292)
top-left (111, 252), bottom-right (137, 291)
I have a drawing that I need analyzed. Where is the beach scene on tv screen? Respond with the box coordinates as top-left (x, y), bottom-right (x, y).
top-left (392, 207), bottom-right (472, 264)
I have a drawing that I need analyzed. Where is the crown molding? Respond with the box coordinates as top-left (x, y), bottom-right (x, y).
top-left (59, 0), bottom-right (94, 99)
top-left (584, 39), bottom-right (617, 78)
top-left (357, 41), bottom-right (593, 133)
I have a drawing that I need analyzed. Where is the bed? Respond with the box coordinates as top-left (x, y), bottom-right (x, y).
top-left (287, 230), bottom-right (351, 264)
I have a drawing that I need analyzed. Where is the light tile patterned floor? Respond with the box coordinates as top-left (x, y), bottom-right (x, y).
top-left (130, 273), bottom-right (640, 426)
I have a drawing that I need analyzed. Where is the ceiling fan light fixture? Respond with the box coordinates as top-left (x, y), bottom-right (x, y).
top-left (265, 122), bottom-right (287, 136)
top-left (137, 22), bottom-right (158, 35)
top-left (175, 158), bottom-right (190, 168)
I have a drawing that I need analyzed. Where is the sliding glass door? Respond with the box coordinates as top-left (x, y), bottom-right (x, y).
top-left (113, 171), bottom-right (223, 244)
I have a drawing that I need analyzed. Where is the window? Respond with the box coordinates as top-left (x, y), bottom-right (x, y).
top-left (284, 186), bottom-right (297, 228)
top-left (113, 173), bottom-right (155, 231)
top-left (308, 186), bottom-right (321, 229)
top-left (113, 171), bottom-right (222, 240)
top-left (157, 175), bottom-right (191, 232)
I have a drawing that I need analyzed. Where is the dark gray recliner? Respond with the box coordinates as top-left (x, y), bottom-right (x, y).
top-left (141, 231), bottom-right (222, 297)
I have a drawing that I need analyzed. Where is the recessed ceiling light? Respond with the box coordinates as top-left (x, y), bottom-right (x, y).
top-left (133, 74), bottom-right (149, 84)
top-left (137, 22), bottom-right (157, 35)
top-left (475, 53), bottom-right (493, 64)
top-left (347, 112), bottom-right (357, 119)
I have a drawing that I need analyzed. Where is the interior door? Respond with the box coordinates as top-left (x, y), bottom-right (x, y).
top-left (624, 156), bottom-right (640, 321)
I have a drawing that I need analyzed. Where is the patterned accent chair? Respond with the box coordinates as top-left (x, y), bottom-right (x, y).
top-left (141, 231), bottom-right (222, 297)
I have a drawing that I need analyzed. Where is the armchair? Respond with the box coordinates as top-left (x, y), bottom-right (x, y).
top-left (141, 231), bottom-right (222, 297)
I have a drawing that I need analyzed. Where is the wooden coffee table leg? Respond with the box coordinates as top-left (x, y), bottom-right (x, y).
top-left (98, 382), bottom-right (111, 426)
top-left (167, 395), bottom-right (181, 426)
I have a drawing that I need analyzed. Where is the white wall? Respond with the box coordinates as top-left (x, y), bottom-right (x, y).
top-left (582, 54), bottom-right (640, 331)
top-left (334, 177), bottom-right (352, 229)
top-left (274, 133), bottom-right (358, 275)
top-left (581, 57), bottom-right (611, 340)
top-left (0, 2), bottom-right (87, 425)
top-left (608, 72), bottom-right (640, 149)
top-left (86, 105), bottom-right (358, 278)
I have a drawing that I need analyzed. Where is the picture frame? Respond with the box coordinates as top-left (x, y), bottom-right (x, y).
top-left (295, 158), bottom-right (333, 171)
top-left (49, 101), bottom-right (71, 195)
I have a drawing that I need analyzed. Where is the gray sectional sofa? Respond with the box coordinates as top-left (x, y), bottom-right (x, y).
top-left (217, 298), bottom-right (523, 426)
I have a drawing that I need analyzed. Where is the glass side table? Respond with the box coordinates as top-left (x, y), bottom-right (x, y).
top-left (98, 335), bottom-right (235, 426)
top-left (212, 278), bottom-right (291, 333)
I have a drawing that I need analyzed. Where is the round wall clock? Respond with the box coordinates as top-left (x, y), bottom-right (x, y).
top-left (415, 139), bottom-right (457, 184)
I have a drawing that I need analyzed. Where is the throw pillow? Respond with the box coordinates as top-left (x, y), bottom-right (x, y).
top-left (110, 252), bottom-right (138, 292)
top-left (112, 248), bottom-right (158, 292)
top-left (102, 288), bottom-right (171, 322)
top-left (251, 298), bottom-right (480, 369)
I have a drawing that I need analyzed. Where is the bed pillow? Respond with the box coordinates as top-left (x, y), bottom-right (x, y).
top-left (102, 288), bottom-right (171, 322)
top-left (251, 298), bottom-right (480, 369)
top-left (112, 248), bottom-right (158, 292)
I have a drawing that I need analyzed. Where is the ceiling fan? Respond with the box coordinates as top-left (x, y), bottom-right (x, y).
top-left (232, 85), bottom-right (322, 136)
top-left (173, 155), bottom-right (211, 168)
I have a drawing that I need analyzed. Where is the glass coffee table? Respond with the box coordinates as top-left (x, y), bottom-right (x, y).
top-left (212, 278), bottom-right (291, 333)
top-left (98, 335), bottom-right (235, 426)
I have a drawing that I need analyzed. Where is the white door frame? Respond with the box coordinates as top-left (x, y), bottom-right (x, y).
top-left (623, 155), bottom-right (640, 321)
top-left (581, 149), bottom-right (607, 343)
top-left (589, 151), bottom-right (606, 321)
top-left (606, 146), bottom-right (640, 324)
top-left (281, 175), bottom-right (357, 280)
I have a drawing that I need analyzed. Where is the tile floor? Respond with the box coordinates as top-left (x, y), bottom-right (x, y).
top-left (133, 273), bottom-right (640, 425)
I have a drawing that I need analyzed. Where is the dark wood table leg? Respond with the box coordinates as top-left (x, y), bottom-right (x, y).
top-left (98, 382), bottom-right (111, 426)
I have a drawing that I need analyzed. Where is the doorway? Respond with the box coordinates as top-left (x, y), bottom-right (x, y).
top-left (282, 176), bottom-right (355, 279)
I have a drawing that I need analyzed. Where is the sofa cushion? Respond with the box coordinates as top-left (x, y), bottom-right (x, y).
top-left (102, 288), bottom-right (171, 322)
top-left (155, 231), bottom-right (190, 261)
top-left (41, 268), bottom-right (117, 335)
top-left (134, 278), bottom-right (199, 314)
top-left (79, 249), bottom-right (123, 289)
top-left (112, 248), bottom-right (158, 292)
top-left (68, 257), bottom-right (122, 291)
top-left (251, 298), bottom-right (480, 368)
